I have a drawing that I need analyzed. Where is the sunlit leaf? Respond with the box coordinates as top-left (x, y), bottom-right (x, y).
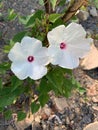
top-left (49, 13), bottom-right (63, 23)
top-left (26, 10), bottom-right (43, 27)
top-left (50, 0), bottom-right (58, 10)
top-left (7, 9), bottom-right (17, 21)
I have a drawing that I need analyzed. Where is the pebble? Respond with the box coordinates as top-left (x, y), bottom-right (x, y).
top-left (89, 6), bottom-right (98, 17)
top-left (76, 10), bottom-right (89, 21)
top-left (92, 96), bottom-right (98, 103)
top-left (92, 106), bottom-right (98, 111)
top-left (54, 97), bottom-right (68, 112)
top-left (83, 121), bottom-right (98, 130)
top-left (34, 115), bottom-right (41, 123)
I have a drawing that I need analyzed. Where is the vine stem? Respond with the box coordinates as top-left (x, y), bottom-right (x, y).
top-left (43, 0), bottom-right (53, 14)
top-left (62, 0), bottom-right (88, 22)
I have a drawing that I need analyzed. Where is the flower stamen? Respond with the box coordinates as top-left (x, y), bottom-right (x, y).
top-left (27, 56), bottom-right (34, 62)
top-left (60, 42), bottom-right (67, 50)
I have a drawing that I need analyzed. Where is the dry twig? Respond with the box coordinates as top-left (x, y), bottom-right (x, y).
top-left (62, 0), bottom-right (88, 22)
top-left (43, 0), bottom-right (53, 14)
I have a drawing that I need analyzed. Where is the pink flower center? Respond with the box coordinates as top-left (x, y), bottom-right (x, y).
top-left (27, 56), bottom-right (34, 62)
top-left (60, 42), bottom-right (67, 50)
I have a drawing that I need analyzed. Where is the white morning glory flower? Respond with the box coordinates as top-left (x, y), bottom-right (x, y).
top-left (8, 36), bottom-right (49, 80)
top-left (47, 22), bottom-right (93, 69)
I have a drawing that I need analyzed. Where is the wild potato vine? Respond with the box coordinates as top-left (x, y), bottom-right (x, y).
top-left (0, 0), bottom-right (93, 121)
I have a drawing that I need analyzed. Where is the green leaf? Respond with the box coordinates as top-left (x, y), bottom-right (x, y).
top-left (4, 45), bottom-right (12, 53)
top-left (50, 0), bottom-right (58, 10)
top-left (39, 0), bottom-right (44, 5)
top-left (12, 31), bottom-right (26, 43)
top-left (49, 13), bottom-right (63, 23)
top-left (0, 79), bottom-right (3, 90)
top-left (4, 40), bottom-right (15, 53)
top-left (0, 94), bottom-right (16, 107)
top-left (77, 87), bottom-right (86, 95)
top-left (62, 78), bottom-right (74, 97)
top-left (7, 9), bottom-right (17, 21)
top-left (0, 84), bottom-right (25, 108)
top-left (17, 111), bottom-right (26, 121)
top-left (39, 93), bottom-right (49, 107)
top-left (4, 110), bottom-right (12, 120)
top-left (50, 18), bottom-right (64, 29)
top-left (11, 76), bottom-right (23, 92)
top-left (31, 102), bottom-right (40, 114)
top-left (0, 2), bottom-right (3, 8)
top-left (18, 15), bottom-right (33, 25)
top-left (58, 0), bottom-right (66, 6)
top-left (0, 62), bottom-right (10, 72)
top-left (26, 10), bottom-right (43, 27)
top-left (0, 107), bottom-right (3, 112)
top-left (46, 66), bottom-right (75, 97)
top-left (46, 67), bottom-right (66, 94)
top-left (38, 78), bottom-right (52, 94)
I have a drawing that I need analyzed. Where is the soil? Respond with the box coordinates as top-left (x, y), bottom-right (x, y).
top-left (0, 0), bottom-right (98, 130)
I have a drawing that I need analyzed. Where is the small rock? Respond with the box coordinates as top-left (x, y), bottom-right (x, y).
top-left (87, 83), bottom-right (98, 96)
top-left (81, 44), bottom-right (98, 70)
top-left (42, 123), bottom-right (47, 129)
top-left (92, 106), bottom-right (98, 111)
top-left (35, 115), bottom-right (41, 123)
top-left (43, 105), bottom-right (52, 117)
top-left (32, 122), bottom-right (42, 130)
top-left (7, 126), bottom-right (14, 130)
top-left (31, 9), bottom-right (35, 14)
top-left (89, 6), bottom-right (98, 17)
top-left (65, 117), bottom-right (70, 124)
top-left (92, 96), bottom-right (98, 103)
top-left (76, 10), bottom-right (89, 21)
top-left (62, 125), bottom-right (67, 129)
top-left (69, 113), bottom-right (75, 120)
top-left (54, 126), bottom-right (61, 130)
top-left (75, 107), bottom-right (80, 114)
top-left (83, 122), bottom-right (98, 130)
top-left (54, 97), bottom-right (68, 112)
top-left (41, 105), bottom-right (52, 120)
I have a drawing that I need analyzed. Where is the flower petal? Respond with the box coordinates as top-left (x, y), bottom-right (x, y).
top-left (11, 61), bottom-right (30, 80)
top-left (48, 45), bottom-right (63, 65)
top-left (47, 25), bottom-right (65, 45)
top-left (68, 38), bottom-right (92, 58)
top-left (35, 47), bottom-right (50, 65)
top-left (29, 63), bottom-right (47, 80)
top-left (58, 51), bottom-right (79, 69)
top-left (64, 22), bottom-right (86, 42)
top-left (58, 50), bottom-right (79, 69)
top-left (47, 23), bottom-right (87, 46)
top-left (8, 42), bottom-right (26, 62)
top-left (48, 45), bottom-right (79, 69)
top-left (21, 36), bottom-right (42, 55)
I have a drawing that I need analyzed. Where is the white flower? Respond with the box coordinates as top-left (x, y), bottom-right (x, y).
top-left (8, 36), bottom-right (49, 80)
top-left (47, 22), bottom-right (93, 69)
